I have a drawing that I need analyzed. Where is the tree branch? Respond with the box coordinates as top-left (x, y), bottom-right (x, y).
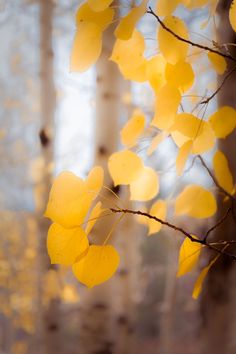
top-left (147, 7), bottom-right (236, 63)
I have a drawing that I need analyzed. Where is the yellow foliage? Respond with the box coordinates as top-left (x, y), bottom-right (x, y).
top-left (146, 54), bottom-right (166, 93)
top-left (87, 0), bottom-right (113, 12)
top-left (130, 166), bottom-right (159, 201)
top-left (115, 0), bottom-right (148, 40)
top-left (111, 29), bottom-right (147, 82)
top-left (151, 84), bottom-right (181, 130)
top-left (85, 201), bottom-right (103, 235)
top-left (47, 223), bottom-right (89, 265)
top-left (165, 61), bottom-right (194, 93)
top-left (158, 16), bottom-right (189, 64)
top-left (229, 0), bottom-right (236, 33)
top-left (176, 140), bottom-right (193, 176)
top-left (213, 150), bottom-right (234, 195)
top-left (72, 245), bottom-right (120, 288)
top-left (147, 132), bottom-right (167, 156)
top-left (108, 150), bottom-right (144, 186)
top-left (120, 109), bottom-right (146, 147)
top-left (156, 0), bottom-right (182, 16)
top-left (148, 200), bottom-right (167, 235)
top-left (177, 236), bottom-right (202, 277)
top-left (209, 106), bottom-right (236, 138)
top-left (70, 23), bottom-right (102, 72)
top-left (175, 184), bottom-right (217, 218)
top-left (208, 52), bottom-right (227, 75)
top-left (76, 3), bottom-right (114, 30)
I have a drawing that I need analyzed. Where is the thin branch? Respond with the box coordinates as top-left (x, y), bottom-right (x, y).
top-left (110, 207), bottom-right (236, 259)
top-left (204, 207), bottom-right (231, 241)
top-left (200, 66), bottom-right (236, 104)
top-left (147, 7), bottom-right (236, 63)
top-left (197, 155), bottom-right (236, 201)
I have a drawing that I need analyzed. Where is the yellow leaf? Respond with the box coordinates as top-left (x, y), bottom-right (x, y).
top-left (86, 166), bottom-right (104, 197)
top-left (47, 223), bottom-right (89, 265)
top-left (108, 150), bottom-right (144, 186)
top-left (172, 113), bottom-right (215, 153)
top-left (165, 61), bottom-right (194, 93)
top-left (120, 109), bottom-right (145, 147)
top-left (213, 150), bottom-right (234, 194)
top-left (76, 3), bottom-right (114, 30)
top-left (175, 184), bottom-right (217, 218)
top-left (185, 0), bottom-right (208, 9)
top-left (45, 172), bottom-right (93, 228)
top-left (158, 16), bottom-right (189, 64)
top-left (72, 245), bottom-right (120, 288)
top-left (70, 23), bottom-right (102, 72)
top-left (151, 84), bottom-right (181, 130)
top-left (111, 30), bottom-right (147, 82)
top-left (177, 236), bottom-right (202, 277)
top-left (209, 106), bottom-right (236, 138)
top-left (156, 0), bottom-right (182, 16)
top-left (208, 52), bottom-right (227, 75)
top-left (146, 54), bottom-right (166, 93)
top-left (229, 0), bottom-right (236, 33)
top-left (192, 265), bottom-right (210, 299)
top-left (85, 202), bottom-right (103, 235)
top-left (115, 0), bottom-right (148, 40)
top-left (176, 140), bottom-right (193, 176)
top-left (148, 200), bottom-right (167, 235)
top-left (87, 0), bottom-right (113, 12)
top-left (129, 166), bottom-right (159, 201)
top-left (147, 132), bottom-right (167, 156)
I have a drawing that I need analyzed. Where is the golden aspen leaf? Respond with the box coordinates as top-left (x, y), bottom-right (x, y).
top-left (45, 172), bottom-right (93, 228)
top-left (158, 16), bottom-right (189, 64)
top-left (47, 223), bottom-right (89, 266)
top-left (120, 109), bottom-right (145, 147)
top-left (151, 84), bottom-right (181, 130)
top-left (177, 236), bottom-right (202, 277)
top-left (86, 166), bottom-right (104, 197)
top-left (176, 140), bottom-right (193, 176)
top-left (76, 3), bottom-right (114, 30)
top-left (108, 150), bottom-right (144, 186)
top-left (111, 30), bottom-right (147, 82)
top-left (115, 0), bottom-right (148, 40)
top-left (146, 54), bottom-right (166, 93)
top-left (147, 132), bottom-right (167, 156)
top-left (175, 184), bottom-right (217, 218)
top-left (208, 52), bottom-right (227, 75)
top-left (130, 166), bottom-right (159, 201)
top-left (192, 265), bottom-right (210, 299)
top-left (172, 113), bottom-right (215, 153)
top-left (72, 245), bottom-right (120, 288)
top-left (209, 106), bottom-right (236, 138)
top-left (213, 150), bottom-right (234, 194)
top-left (87, 0), bottom-right (113, 12)
top-left (185, 0), bottom-right (208, 9)
top-left (229, 0), bottom-right (236, 33)
top-left (70, 23), bottom-right (102, 72)
top-left (156, 0), bottom-right (181, 16)
top-left (148, 200), bottom-right (167, 235)
top-left (85, 202), bottom-right (103, 235)
top-left (165, 61), bottom-right (194, 93)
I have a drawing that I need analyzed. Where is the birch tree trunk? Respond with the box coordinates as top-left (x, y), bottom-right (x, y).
top-left (35, 1), bottom-right (63, 353)
top-left (78, 3), bottom-right (140, 353)
top-left (202, 2), bottom-right (236, 353)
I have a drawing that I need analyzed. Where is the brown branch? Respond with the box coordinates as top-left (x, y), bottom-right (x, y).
top-left (200, 66), bottom-right (236, 104)
top-left (197, 155), bottom-right (236, 201)
top-left (147, 7), bottom-right (236, 63)
top-left (204, 207), bottom-right (231, 241)
top-left (110, 208), bottom-right (236, 259)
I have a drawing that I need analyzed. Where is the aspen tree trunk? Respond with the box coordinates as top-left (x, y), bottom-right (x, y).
top-left (202, 2), bottom-right (236, 353)
top-left (35, 1), bottom-right (63, 354)
top-left (78, 3), bottom-right (139, 353)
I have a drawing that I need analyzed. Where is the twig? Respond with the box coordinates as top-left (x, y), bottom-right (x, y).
top-left (200, 66), bottom-right (236, 104)
top-left (147, 7), bottom-right (236, 63)
top-left (110, 208), bottom-right (236, 259)
top-left (204, 207), bottom-right (231, 241)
